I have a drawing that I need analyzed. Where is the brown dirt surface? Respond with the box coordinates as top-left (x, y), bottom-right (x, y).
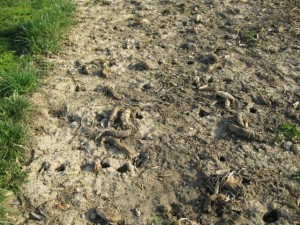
top-left (9, 0), bottom-right (300, 224)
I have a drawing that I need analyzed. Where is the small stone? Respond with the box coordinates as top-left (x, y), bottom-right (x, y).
top-left (90, 212), bottom-right (97, 220)
top-left (291, 144), bottom-right (299, 155)
top-left (94, 161), bottom-right (101, 174)
top-left (29, 212), bottom-right (43, 220)
top-left (195, 14), bottom-right (201, 23)
top-left (134, 208), bottom-right (141, 217)
top-left (102, 65), bottom-right (110, 78)
top-left (283, 141), bottom-right (293, 151)
top-left (224, 99), bottom-right (230, 109)
top-left (95, 207), bottom-right (122, 223)
top-left (193, 76), bottom-right (200, 85)
top-left (100, 118), bottom-right (109, 128)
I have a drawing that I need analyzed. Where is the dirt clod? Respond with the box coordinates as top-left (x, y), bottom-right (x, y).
top-left (95, 207), bottom-right (122, 223)
top-left (104, 85), bottom-right (123, 100)
top-left (97, 128), bottom-right (132, 140)
top-left (228, 124), bottom-right (254, 138)
top-left (104, 137), bottom-right (136, 159)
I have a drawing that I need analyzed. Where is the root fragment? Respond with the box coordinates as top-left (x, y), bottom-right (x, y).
top-left (105, 85), bottom-right (123, 100)
top-left (109, 106), bottom-right (122, 124)
top-left (81, 64), bottom-right (95, 75)
top-left (237, 112), bottom-right (249, 128)
top-left (96, 128), bottom-right (131, 140)
top-left (95, 207), bottom-right (122, 223)
top-left (121, 108), bottom-right (132, 129)
top-left (224, 99), bottom-right (231, 109)
top-left (216, 91), bottom-right (235, 101)
top-left (207, 62), bottom-right (223, 73)
top-left (94, 161), bottom-right (101, 175)
top-left (104, 137), bottom-right (136, 159)
top-left (257, 94), bottom-right (271, 106)
top-left (210, 193), bottom-right (229, 203)
top-left (228, 124), bottom-right (254, 138)
top-left (101, 65), bottom-right (110, 78)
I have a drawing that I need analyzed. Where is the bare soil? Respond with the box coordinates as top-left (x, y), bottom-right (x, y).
top-left (9, 0), bottom-right (300, 224)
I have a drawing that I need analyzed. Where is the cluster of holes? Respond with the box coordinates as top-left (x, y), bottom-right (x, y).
top-left (100, 162), bottom-right (129, 173)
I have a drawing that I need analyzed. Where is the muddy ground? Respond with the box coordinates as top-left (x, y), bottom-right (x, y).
top-left (7, 0), bottom-right (300, 224)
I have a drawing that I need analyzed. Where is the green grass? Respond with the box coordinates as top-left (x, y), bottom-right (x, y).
top-left (0, 67), bottom-right (39, 97)
top-left (0, 93), bottom-right (32, 122)
top-left (292, 173), bottom-right (300, 183)
top-left (278, 122), bottom-right (300, 142)
top-left (0, 189), bottom-right (10, 225)
top-left (152, 216), bottom-right (176, 225)
top-left (0, 0), bottom-right (75, 222)
top-left (0, 0), bottom-right (75, 54)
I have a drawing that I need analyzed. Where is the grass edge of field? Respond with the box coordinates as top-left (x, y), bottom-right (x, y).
top-left (0, 0), bottom-right (75, 223)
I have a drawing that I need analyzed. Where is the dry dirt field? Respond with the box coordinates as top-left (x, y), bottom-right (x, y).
top-left (9, 0), bottom-right (300, 224)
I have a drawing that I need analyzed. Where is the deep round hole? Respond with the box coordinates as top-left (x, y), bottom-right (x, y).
top-left (249, 107), bottom-right (257, 113)
top-left (55, 164), bottom-right (66, 172)
top-left (263, 210), bottom-right (279, 223)
top-left (136, 112), bottom-right (143, 119)
top-left (100, 162), bottom-right (110, 169)
top-left (117, 164), bottom-right (129, 173)
top-left (199, 109), bottom-right (209, 117)
top-left (219, 156), bottom-right (226, 162)
top-left (241, 177), bottom-right (251, 185)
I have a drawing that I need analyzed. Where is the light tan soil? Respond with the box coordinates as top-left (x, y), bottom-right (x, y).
top-left (9, 0), bottom-right (300, 224)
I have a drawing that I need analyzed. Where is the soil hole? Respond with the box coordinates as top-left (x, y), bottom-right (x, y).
top-left (241, 177), bottom-right (251, 185)
top-left (100, 162), bottom-right (110, 169)
top-left (136, 113), bottom-right (143, 119)
top-left (117, 164), bottom-right (129, 173)
top-left (141, 83), bottom-right (152, 91)
top-left (249, 107), bottom-right (257, 113)
top-left (263, 210), bottom-right (279, 223)
top-left (199, 109), bottom-right (209, 117)
top-left (55, 164), bottom-right (66, 172)
top-left (219, 156), bottom-right (226, 162)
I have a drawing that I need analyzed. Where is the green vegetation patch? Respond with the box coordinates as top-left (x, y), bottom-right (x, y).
top-left (292, 173), bottom-right (300, 183)
top-left (0, 0), bottom-right (75, 221)
top-left (0, 0), bottom-right (75, 54)
top-left (152, 216), bottom-right (176, 225)
top-left (278, 122), bottom-right (300, 142)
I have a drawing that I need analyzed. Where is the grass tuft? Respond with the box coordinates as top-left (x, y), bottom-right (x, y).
top-left (0, 120), bottom-right (26, 162)
top-left (0, 93), bottom-right (32, 122)
top-left (0, 67), bottom-right (39, 97)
